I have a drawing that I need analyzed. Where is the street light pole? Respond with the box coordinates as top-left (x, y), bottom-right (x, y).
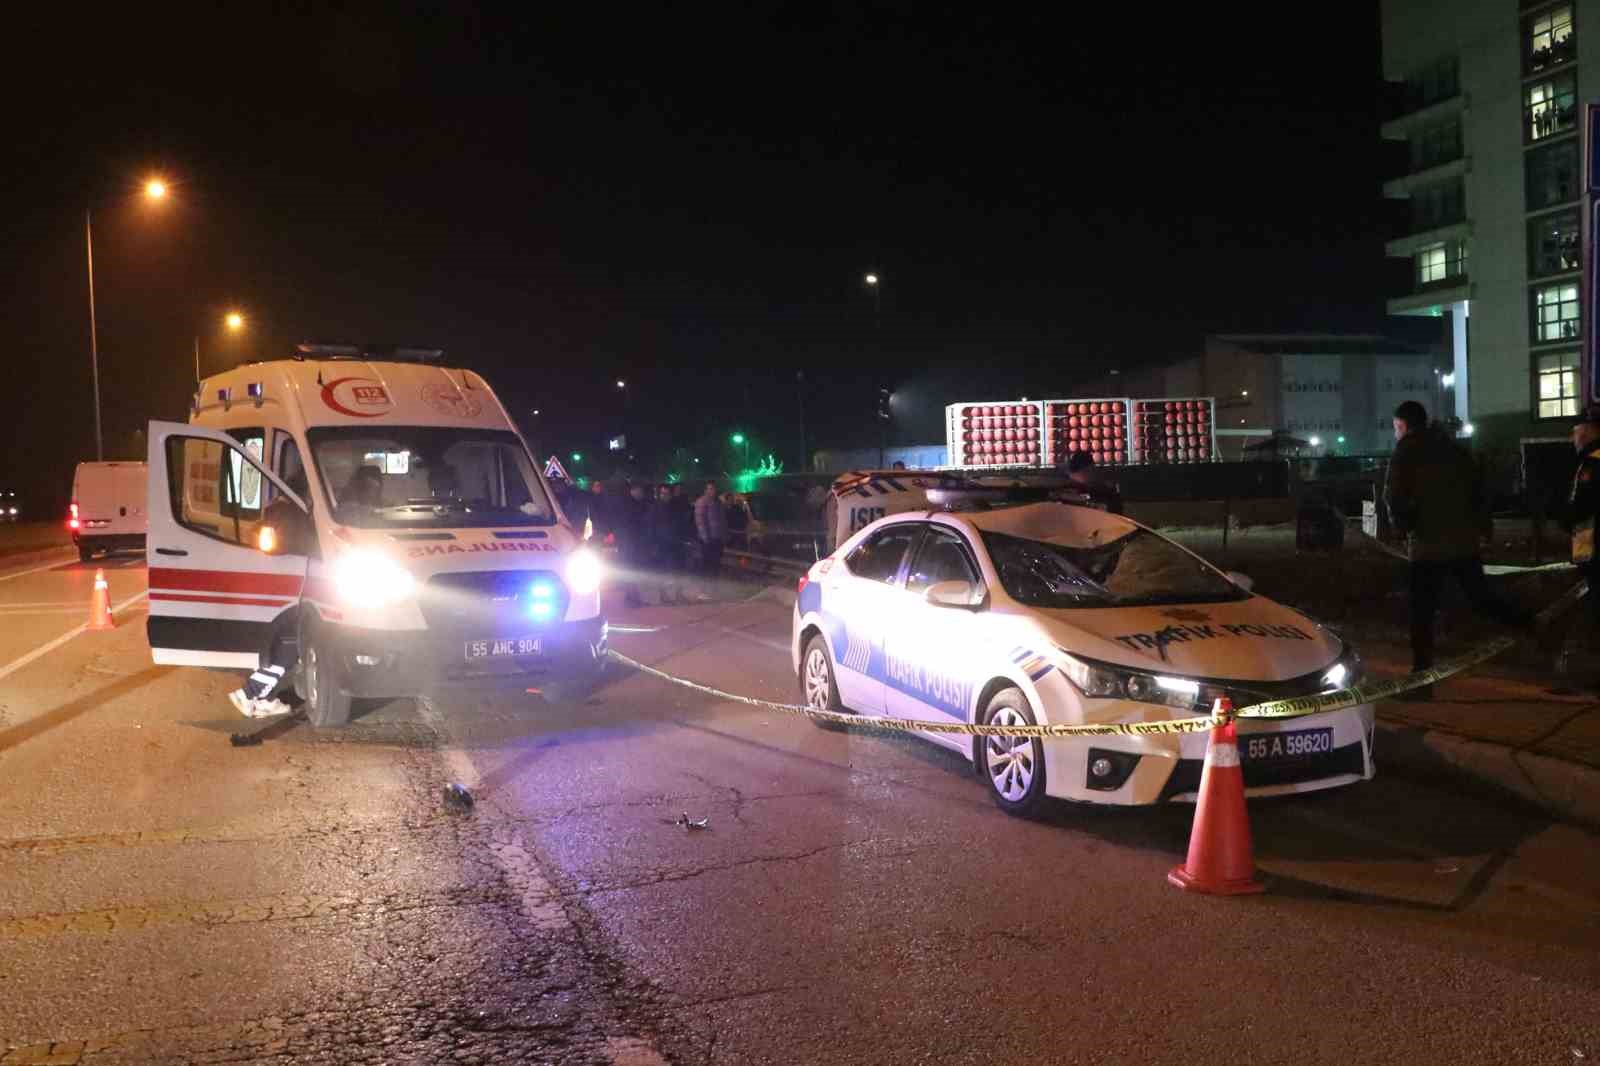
top-left (84, 177), bottom-right (170, 461)
top-left (85, 210), bottom-right (102, 461)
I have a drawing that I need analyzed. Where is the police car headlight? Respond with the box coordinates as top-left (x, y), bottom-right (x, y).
top-left (565, 548), bottom-right (603, 595)
top-left (334, 550), bottom-right (415, 608)
top-left (1322, 647), bottom-right (1363, 691)
top-left (1057, 651), bottom-right (1200, 710)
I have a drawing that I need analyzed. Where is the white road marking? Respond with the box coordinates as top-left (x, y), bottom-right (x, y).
top-left (0, 590), bottom-right (148, 685)
top-left (413, 696), bottom-right (667, 1064)
top-left (0, 551), bottom-right (77, 583)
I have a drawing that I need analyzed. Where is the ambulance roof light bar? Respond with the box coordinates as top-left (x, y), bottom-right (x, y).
top-left (287, 342), bottom-right (446, 364)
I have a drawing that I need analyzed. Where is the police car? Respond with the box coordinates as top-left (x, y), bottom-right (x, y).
top-left (792, 496), bottom-right (1372, 814)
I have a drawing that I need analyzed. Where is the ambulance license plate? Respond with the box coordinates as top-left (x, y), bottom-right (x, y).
top-left (465, 636), bottom-right (543, 661)
top-left (1241, 727), bottom-right (1333, 762)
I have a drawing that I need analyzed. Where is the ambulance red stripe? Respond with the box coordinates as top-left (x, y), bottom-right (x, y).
top-left (149, 592), bottom-right (296, 608)
top-left (149, 568), bottom-right (305, 596)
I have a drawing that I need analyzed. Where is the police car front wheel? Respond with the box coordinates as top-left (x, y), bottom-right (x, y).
top-left (979, 688), bottom-right (1048, 818)
top-left (800, 635), bottom-right (851, 730)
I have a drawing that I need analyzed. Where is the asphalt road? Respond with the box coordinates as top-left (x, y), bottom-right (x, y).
top-left (1, 554), bottom-right (1598, 1064)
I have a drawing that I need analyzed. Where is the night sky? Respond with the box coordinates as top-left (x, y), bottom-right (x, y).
top-left (5, 3), bottom-right (1428, 509)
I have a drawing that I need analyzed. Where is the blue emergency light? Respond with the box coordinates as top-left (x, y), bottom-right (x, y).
top-left (528, 580), bottom-right (557, 620)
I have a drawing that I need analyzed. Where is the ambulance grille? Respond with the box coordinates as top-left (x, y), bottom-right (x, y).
top-left (420, 570), bottom-right (568, 631)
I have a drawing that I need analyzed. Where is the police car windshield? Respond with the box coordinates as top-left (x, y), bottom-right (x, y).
top-left (307, 427), bottom-right (556, 528)
top-left (980, 529), bottom-right (1246, 608)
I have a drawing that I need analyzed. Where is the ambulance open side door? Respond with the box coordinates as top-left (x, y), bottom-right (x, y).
top-left (145, 420), bottom-right (311, 669)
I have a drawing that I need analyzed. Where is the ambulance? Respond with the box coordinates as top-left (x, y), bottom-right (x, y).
top-left (144, 345), bottom-right (606, 726)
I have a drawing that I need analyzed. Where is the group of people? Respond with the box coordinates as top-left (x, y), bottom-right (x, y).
top-left (555, 479), bottom-right (750, 606)
top-left (1384, 399), bottom-right (1600, 696)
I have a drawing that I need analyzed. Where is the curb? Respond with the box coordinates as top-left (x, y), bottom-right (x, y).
top-left (1376, 720), bottom-right (1600, 831)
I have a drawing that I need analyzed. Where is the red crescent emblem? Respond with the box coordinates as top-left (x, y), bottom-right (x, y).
top-left (321, 376), bottom-right (389, 418)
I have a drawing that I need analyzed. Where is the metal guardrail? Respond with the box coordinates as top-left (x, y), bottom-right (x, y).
top-left (722, 547), bottom-right (809, 578)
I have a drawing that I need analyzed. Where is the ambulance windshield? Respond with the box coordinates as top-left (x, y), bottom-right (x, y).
top-left (307, 427), bottom-right (556, 528)
top-left (980, 528), bottom-right (1246, 608)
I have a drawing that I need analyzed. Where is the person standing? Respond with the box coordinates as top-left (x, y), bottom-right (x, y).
top-left (1557, 405), bottom-right (1600, 682)
top-left (694, 480), bottom-right (727, 579)
top-left (618, 483), bottom-right (653, 608)
top-left (1385, 400), bottom-right (1533, 698)
top-left (1063, 450), bottom-right (1123, 514)
top-left (647, 484), bottom-right (683, 605)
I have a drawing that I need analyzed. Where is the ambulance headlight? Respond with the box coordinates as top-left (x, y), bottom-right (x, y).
top-left (334, 550), bottom-right (415, 608)
top-left (565, 548), bottom-right (603, 596)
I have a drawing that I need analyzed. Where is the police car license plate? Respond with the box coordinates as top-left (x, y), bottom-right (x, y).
top-left (465, 636), bottom-right (542, 661)
top-left (1242, 727), bottom-right (1333, 762)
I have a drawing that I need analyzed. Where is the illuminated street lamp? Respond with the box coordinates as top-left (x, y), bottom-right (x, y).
top-left (195, 310), bottom-right (247, 381)
top-left (86, 175), bottom-right (172, 459)
top-left (731, 432), bottom-right (749, 468)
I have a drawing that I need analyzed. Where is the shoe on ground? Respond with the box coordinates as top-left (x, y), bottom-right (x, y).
top-left (228, 689), bottom-right (253, 717)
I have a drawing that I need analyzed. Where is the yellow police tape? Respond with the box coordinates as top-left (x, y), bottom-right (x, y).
top-left (606, 632), bottom-right (1518, 740)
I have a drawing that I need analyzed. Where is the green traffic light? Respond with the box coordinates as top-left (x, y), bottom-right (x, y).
top-left (731, 433), bottom-right (745, 445)
top-left (571, 452), bottom-right (582, 462)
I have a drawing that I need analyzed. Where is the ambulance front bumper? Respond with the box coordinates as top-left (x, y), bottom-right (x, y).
top-left (324, 616), bottom-right (609, 697)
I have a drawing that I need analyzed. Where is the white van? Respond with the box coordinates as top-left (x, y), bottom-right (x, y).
top-left (70, 461), bottom-right (148, 561)
top-left (144, 345), bottom-right (606, 727)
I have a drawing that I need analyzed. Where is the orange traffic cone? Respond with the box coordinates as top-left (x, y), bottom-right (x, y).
top-left (86, 569), bottom-right (115, 631)
top-left (1168, 698), bottom-right (1263, 895)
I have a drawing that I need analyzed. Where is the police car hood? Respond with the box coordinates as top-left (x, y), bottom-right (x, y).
top-left (337, 523), bottom-right (580, 574)
top-left (1028, 597), bottom-right (1342, 682)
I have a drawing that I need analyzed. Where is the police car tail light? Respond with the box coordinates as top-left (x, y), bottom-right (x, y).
top-left (796, 573), bottom-right (809, 598)
top-left (566, 548), bottom-right (603, 595)
top-left (333, 549), bottom-right (415, 608)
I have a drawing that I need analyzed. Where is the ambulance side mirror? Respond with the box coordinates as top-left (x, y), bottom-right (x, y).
top-left (1225, 570), bottom-right (1255, 592)
top-left (924, 580), bottom-right (984, 610)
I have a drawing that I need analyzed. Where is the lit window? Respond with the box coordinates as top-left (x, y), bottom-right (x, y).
top-left (1537, 351), bottom-right (1580, 419)
top-left (1525, 74), bottom-right (1577, 142)
top-left (1416, 241), bottom-right (1467, 285)
top-left (1526, 6), bottom-right (1575, 74)
top-left (1533, 283), bottom-right (1580, 343)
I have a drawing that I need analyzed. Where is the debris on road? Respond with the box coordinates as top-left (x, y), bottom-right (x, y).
top-left (228, 731), bottom-right (263, 747)
top-left (443, 783), bottom-right (475, 812)
top-left (675, 812), bottom-right (709, 831)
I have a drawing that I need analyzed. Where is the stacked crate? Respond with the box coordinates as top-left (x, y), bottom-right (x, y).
top-left (1043, 399), bottom-right (1129, 466)
top-left (1131, 398), bottom-right (1216, 463)
top-left (945, 401), bottom-right (1044, 468)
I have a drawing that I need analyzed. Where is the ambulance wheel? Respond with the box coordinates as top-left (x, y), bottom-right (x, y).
top-left (302, 638), bottom-right (352, 728)
top-left (800, 634), bottom-right (851, 731)
top-left (978, 688), bottom-right (1048, 818)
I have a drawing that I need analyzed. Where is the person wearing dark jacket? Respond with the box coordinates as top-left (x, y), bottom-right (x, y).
top-left (615, 483), bottom-right (650, 608)
top-left (1384, 400), bottom-right (1532, 697)
top-left (1557, 405), bottom-right (1600, 680)
top-left (1064, 451), bottom-right (1124, 514)
top-left (647, 484), bottom-right (684, 604)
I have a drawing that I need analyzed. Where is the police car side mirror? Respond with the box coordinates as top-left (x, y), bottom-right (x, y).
top-left (924, 580), bottom-right (983, 610)
top-left (1225, 570), bottom-right (1255, 592)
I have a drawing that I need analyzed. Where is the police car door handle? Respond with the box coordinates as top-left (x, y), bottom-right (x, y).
top-left (155, 547), bottom-right (189, 557)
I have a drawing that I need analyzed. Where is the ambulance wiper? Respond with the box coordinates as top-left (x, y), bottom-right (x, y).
top-left (390, 498), bottom-right (471, 512)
